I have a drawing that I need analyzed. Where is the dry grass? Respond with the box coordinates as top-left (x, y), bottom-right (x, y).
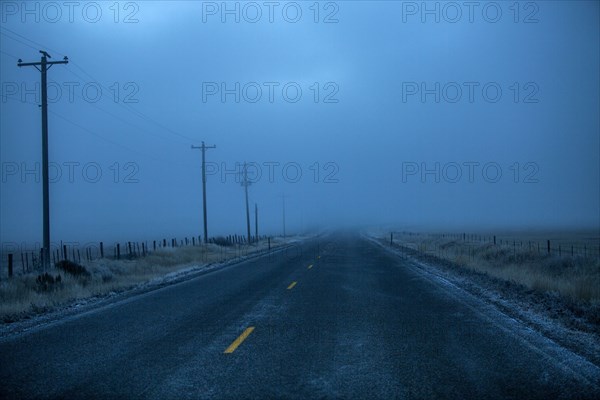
top-left (391, 233), bottom-right (600, 303)
top-left (0, 238), bottom-right (290, 321)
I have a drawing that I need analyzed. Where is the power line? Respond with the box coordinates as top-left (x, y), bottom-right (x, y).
top-left (55, 69), bottom-right (192, 146)
top-left (50, 109), bottom-right (192, 167)
top-left (50, 110), bottom-right (153, 159)
top-left (2, 26), bottom-right (197, 144)
top-left (68, 61), bottom-right (197, 143)
top-left (1, 93), bottom-right (39, 106)
top-left (2, 86), bottom-right (193, 167)
top-left (0, 26), bottom-right (65, 58)
top-left (0, 49), bottom-right (20, 60)
top-left (0, 30), bottom-right (41, 54)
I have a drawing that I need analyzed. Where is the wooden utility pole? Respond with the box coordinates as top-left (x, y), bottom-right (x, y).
top-left (191, 142), bottom-right (216, 243)
top-left (18, 51), bottom-right (68, 269)
top-left (279, 194), bottom-right (289, 238)
top-left (241, 162), bottom-right (252, 244)
top-left (255, 203), bottom-right (258, 242)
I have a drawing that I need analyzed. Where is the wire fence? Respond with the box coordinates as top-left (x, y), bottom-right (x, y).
top-left (0, 234), bottom-right (271, 279)
top-left (390, 231), bottom-right (600, 260)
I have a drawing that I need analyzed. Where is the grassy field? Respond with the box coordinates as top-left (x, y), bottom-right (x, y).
top-left (387, 231), bottom-right (600, 303)
top-left (0, 237), bottom-right (294, 321)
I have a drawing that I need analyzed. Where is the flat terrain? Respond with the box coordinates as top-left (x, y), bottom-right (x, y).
top-left (1, 234), bottom-right (598, 399)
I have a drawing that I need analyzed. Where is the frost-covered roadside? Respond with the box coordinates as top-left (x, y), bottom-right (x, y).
top-left (0, 236), bottom-right (309, 339)
top-left (365, 232), bottom-right (600, 368)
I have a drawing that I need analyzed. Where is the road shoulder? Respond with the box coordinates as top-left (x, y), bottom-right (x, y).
top-left (365, 234), bottom-right (600, 377)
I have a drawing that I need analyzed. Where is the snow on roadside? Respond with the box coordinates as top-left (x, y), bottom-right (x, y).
top-left (0, 236), bottom-right (309, 340)
top-left (364, 232), bottom-right (600, 369)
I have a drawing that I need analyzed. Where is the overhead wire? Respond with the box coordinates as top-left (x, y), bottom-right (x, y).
top-left (1, 83), bottom-right (195, 168)
top-left (1, 26), bottom-right (198, 145)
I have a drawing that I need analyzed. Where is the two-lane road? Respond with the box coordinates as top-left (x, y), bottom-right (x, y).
top-left (1, 234), bottom-right (598, 399)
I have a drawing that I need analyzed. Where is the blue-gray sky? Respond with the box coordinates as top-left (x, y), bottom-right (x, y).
top-left (1, 1), bottom-right (599, 248)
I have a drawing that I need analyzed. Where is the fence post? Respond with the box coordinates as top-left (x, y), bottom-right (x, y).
top-left (117, 243), bottom-right (121, 259)
top-left (547, 240), bottom-right (550, 254)
top-left (493, 235), bottom-right (496, 245)
top-left (390, 233), bottom-right (393, 246)
top-left (63, 244), bottom-right (68, 261)
top-left (100, 242), bottom-right (104, 258)
top-left (8, 254), bottom-right (13, 278)
top-left (268, 237), bottom-right (271, 251)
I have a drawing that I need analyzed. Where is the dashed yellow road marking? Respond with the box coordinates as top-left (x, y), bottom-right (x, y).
top-left (224, 327), bottom-right (255, 354)
top-left (307, 264), bottom-right (313, 269)
top-left (287, 281), bottom-right (297, 290)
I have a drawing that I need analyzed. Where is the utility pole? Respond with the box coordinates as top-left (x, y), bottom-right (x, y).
top-left (255, 203), bottom-right (258, 242)
top-left (241, 162), bottom-right (252, 244)
top-left (18, 51), bottom-right (68, 270)
top-left (279, 194), bottom-right (289, 238)
top-left (191, 141), bottom-right (216, 243)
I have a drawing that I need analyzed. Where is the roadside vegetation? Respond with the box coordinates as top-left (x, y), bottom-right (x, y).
top-left (386, 232), bottom-right (600, 303)
top-left (0, 237), bottom-right (291, 322)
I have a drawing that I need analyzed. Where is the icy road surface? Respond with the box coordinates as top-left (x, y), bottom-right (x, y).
top-left (1, 234), bottom-right (599, 399)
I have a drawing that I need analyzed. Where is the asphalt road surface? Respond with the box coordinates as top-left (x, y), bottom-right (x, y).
top-left (1, 234), bottom-right (599, 399)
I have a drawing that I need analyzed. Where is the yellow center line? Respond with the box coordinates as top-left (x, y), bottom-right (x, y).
top-left (307, 264), bottom-right (313, 269)
top-left (287, 281), bottom-right (297, 290)
top-left (224, 327), bottom-right (255, 354)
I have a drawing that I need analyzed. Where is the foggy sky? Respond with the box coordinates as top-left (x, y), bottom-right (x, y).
top-left (1, 1), bottom-right (599, 249)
